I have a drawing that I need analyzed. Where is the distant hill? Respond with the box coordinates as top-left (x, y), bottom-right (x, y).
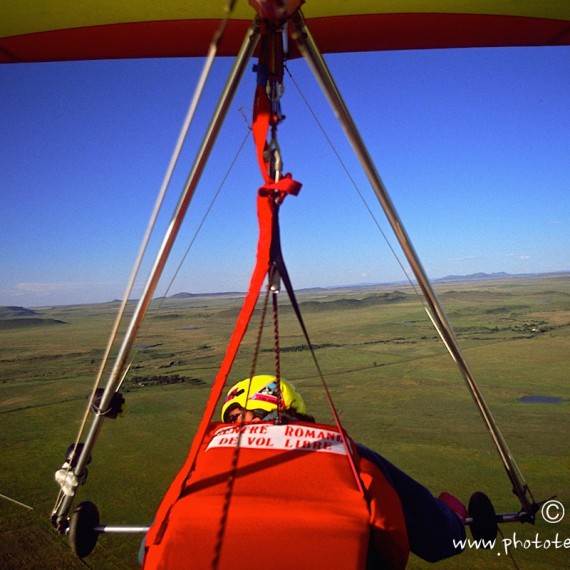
top-left (216, 290), bottom-right (413, 318)
top-left (434, 271), bottom-right (570, 283)
top-left (0, 318), bottom-right (67, 329)
top-left (435, 272), bottom-right (512, 282)
top-left (0, 306), bottom-right (66, 329)
top-left (0, 306), bottom-right (39, 318)
top-left (294, 291), bottom-right (412, 313)
top-left (167, 291), bottom-right (242, 299)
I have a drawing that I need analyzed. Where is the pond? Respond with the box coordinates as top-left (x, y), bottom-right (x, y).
top-left (518, 395), bottom-right (563, 404)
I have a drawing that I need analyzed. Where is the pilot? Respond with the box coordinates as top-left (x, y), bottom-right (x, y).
top-left (221, 375), bottom-right (467, 566)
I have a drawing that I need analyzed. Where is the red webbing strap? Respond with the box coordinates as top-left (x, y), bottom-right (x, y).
top-left (146, 192), bottom-right (273, 547)
top-left (146, 83), bottom-right (300, 548)
top-left (199, 191), bottom-right (274, 426)
top-left (183, 83), bottom-right (301, 470)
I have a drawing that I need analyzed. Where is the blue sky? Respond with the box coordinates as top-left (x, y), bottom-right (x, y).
top-left (1, 46), bottom-right (569, 307)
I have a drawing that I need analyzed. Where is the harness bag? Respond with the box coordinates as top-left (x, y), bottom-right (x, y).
top-left (144, 421), bottom-right (372, 569)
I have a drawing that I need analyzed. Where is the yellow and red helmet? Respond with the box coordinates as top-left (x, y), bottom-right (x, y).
top-left (221, 375), bottom-right (306, 422)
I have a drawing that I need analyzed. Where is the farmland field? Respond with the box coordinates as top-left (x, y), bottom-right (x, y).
top-left (0, 274), bottom-right (568, 569)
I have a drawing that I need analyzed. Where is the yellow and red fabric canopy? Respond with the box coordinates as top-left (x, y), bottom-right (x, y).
top-left (2, 1), bottom-right (570, 63)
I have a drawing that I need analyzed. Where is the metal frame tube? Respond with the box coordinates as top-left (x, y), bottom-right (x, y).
top-left (291, 12), bottom-right (534, 515)
top-left (465, 512), bottom-right (527, 526)
top-left (93, 511), bottom-right (528, 533)
top-left (52, 19), bottom-right (261, 527)
top-left (94, 525), bottom-right (151, 534)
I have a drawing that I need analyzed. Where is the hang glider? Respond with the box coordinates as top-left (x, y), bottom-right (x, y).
top-left (2, 0), bottom-right (570, 63)
top-left (5, 0), bottom-right (568, 566)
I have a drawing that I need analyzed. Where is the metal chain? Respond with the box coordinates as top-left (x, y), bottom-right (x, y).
top-left (248, 284), bottom-right (271, 382)
top-left (271, 274), bottom-right (282, 421)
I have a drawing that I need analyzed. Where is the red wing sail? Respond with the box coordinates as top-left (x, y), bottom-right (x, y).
top-left (2, 1), bottom-right (570, 62)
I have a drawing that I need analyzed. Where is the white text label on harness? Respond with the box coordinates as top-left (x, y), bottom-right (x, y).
top-left (207, 424), bottom-right (349, 455)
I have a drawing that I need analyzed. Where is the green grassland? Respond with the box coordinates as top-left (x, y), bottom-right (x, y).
top-left (0, 274), bottom-right (568, 569)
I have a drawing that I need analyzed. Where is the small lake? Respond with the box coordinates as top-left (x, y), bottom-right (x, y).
top-left (518, 395), bottom-right (563, 404)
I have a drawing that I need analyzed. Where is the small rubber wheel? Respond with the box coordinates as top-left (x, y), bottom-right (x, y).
top-left (69, 501), bottom-right (100, 558)
top-left (468, 492), bottom-right (498, 544)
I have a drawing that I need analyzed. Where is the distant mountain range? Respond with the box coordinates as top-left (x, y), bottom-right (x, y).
top-left (435, 271), bottom-right (512, 282)
top-left (2, 271), bottom-right (567, 311)
top-left (166, 271), bottom-right (569, 298)
top-left (434, 270), bottom-right (570, 283)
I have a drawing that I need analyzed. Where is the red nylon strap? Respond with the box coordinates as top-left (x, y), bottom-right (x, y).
top-left (191, 84), bottom-right (301, 436)
top-left (147, 190), bottom-right (275, 547)
top-left (260, 174), bottom-right (301, 197)
top-left (189, 77), bottom-right (301, 448)
top-left (146, 87), bottom-right (302, 546)
top-left (253, 82), bottom-right (301, 196)
top-left (182, 192), bottom-right (274, 457)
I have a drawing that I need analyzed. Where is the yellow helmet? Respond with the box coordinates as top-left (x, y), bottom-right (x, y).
top-left (221, 375), bottom-right (306, 422)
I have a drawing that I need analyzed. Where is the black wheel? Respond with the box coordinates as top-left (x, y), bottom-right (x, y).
top-left (468, 492), bottom-right (498, 544)
top-left (69, 501), bottom-right (100, 558)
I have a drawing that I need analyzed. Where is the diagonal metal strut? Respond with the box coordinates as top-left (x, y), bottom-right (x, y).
top-left (291, 11), bottom-right (535, 517)
top-left (51, 18), bottom-right (262, 530)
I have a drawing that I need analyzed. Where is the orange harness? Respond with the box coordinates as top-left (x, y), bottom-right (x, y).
top-left (143, 422), bottom-right (409, 569)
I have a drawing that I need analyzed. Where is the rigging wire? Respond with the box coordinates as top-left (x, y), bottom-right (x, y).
top-left (115, 125), bottom-right (251, 396)
top-left (284, 64), bottom-right (423, 302)
top-left (154, 126), bottom-right (251, 308)
top-left (285, 64), bottom-right (505, 418)
top-left (115, 123), bottom-right (251, 393)
top-left (269, 243), bottom-right (366, 494)
top-left (284, 64), bottom-right (461, 358)
top-left (285, 47), bottom-right (536, 516)
top-left (0, 493), bottom-right (34, 511)
top-left (283, 63), bottom-right (461, 384)
top-left (497, 526), bottom-right (522, 570)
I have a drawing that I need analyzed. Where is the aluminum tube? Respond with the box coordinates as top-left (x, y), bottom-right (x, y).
top-left (291, 12), bottom-right (533, 515)
top-left (53, 20), bottom-right (261, 526)
top-left (465, 512), bottom-right (525, 525)
top-left (94, 525), bottom-right (151, 534)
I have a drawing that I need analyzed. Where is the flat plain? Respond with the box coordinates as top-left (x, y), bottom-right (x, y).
top-left (1, 274), bottom-right (568, 569)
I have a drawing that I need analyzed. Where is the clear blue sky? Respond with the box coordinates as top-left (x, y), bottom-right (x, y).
top-left (1, 46), bottom-right (569, 307)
